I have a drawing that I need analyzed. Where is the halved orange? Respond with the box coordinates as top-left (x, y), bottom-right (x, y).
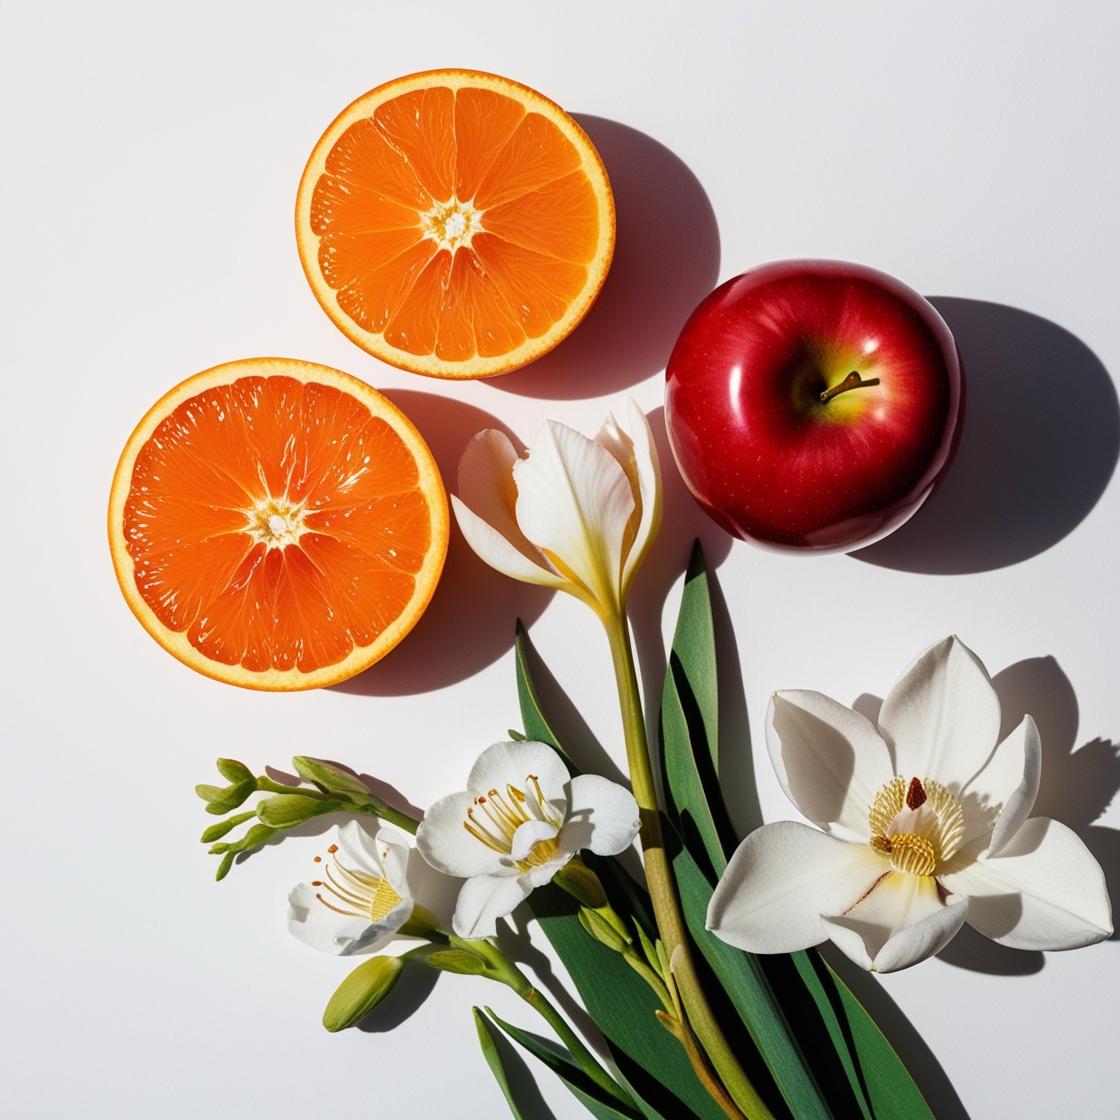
top-left (296, 69), bottom-right (615, 379)
top-left (108, 359), bottom-right (449, 690)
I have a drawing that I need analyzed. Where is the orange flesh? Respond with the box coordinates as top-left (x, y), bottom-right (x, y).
top-left (309, 83), bottom-right (601, 365)
top-left (122, 375), bottom-right (432, 675)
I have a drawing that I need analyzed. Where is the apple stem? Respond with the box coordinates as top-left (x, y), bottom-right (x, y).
top-left (819, 370), bottom-right (880, 404)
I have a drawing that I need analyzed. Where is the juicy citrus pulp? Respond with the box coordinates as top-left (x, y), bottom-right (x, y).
top-left (296, 69), bottom-right (615, 378)
top-left (108, 359), bottom-right (448, 690)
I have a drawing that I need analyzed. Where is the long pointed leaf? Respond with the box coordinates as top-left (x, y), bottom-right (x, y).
top-left (660, 542), bottom-right (736, 878)
top-left (488, 1009), bottom-right (642, 1120)
top-left (474, 1007), bottom-right (528, 1119)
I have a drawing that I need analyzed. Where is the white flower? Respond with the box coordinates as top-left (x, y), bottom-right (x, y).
top-left (416, 741), bottom-right (640, 939)
top-left (707, 637), bottom-right (1112, 973)
top-left (451, 401), bottom-right (661, 620)
top-left (288, 819), bottom-right (447, 956)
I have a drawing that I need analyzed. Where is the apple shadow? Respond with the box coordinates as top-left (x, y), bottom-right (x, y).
top-left (853, 652), bottom-right (1120, 977)
top-left (854, 298), bottom-right (1119, 574)
top-left (330, 391), bottom-right (551, 697)
top-left (488, 115), bottom-right (720, 399)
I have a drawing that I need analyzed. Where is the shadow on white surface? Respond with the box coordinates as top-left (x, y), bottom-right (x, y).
top-left (489, 116), bottom-right (721, 399)
top-left (855, 298), bottom-right (1119, 574)
top-left (330, 392), bottom-right (552, 697)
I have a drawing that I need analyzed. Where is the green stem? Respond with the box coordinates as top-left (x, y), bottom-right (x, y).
top-left (457, 936), bottom-right (633, 1109)
top-left (605, 613), bottom-right (772, 1120)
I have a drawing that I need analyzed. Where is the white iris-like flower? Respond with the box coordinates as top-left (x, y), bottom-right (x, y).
top-left (451, 401), bottom-right (661, 621)
top-left (287, 820), bottom-right (436, 956)
top-left (416, 741), bottom-right (640, 939)
top-left (708, 637), bottom-right (1112, 973)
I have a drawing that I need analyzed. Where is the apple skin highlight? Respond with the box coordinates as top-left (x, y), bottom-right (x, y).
top-left (665, 259), bottom-right (964, 552)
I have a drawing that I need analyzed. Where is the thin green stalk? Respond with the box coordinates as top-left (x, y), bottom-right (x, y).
top-left (605, 613), bottom-right (772, 1120)
top-left (458, 936), bottom-right (633, 1109)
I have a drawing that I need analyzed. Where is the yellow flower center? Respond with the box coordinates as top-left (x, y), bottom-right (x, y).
top-left (463, 776), bottom-right (564, 872)
top-left (867, 776), bottom-right (965, 877)
top-left (311, 843), bottom-right (402, 922)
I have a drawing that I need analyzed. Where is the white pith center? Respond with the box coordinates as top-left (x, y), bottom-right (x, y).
top-left (867, 776), bottom-right (965, 878)
top-left (245, 496), bottom-right (307, 549)
top-left (463, 775), bottom-right (565, 871)
top-left (311, 842), bottom-right (402, 923)
top-left (420, 196), bottom-right (484, 252)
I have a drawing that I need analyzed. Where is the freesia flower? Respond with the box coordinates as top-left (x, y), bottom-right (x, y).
top-left (708, 637), bottom-right (1112, 972)
top-left (416, 740), bottom-right (640, 938)
top-left (288, 819), bottom-right (446, 955)
top-left (451, 402), bottom-right (661, 621)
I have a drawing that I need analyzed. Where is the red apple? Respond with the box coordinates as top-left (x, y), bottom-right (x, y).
top-left (665, 260), bottom-right (963, 551)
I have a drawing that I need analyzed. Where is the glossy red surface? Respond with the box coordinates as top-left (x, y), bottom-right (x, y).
top-left (665, 260), bottom-right (963, 551)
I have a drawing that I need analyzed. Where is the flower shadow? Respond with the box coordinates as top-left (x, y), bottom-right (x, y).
top-left (488, 115), bottom-right (720, 399)
top-left (854, 298), bottom-right (1118, 574)
top-left (330, 391), bottom-right (551, 697)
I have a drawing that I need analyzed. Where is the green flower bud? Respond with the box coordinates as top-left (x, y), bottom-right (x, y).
top-left (578, 906), bottom-right (630, 953)
top-left (424, 948), bottom-right (489, 976)
top-left (256, 794), bottom-right (341, 829)
top-left (291, 756), bottom-right (372, 801)
top-left (553, 859), bottom-right (607, 909)
top-left (200, 810), bottom-right (257, 843)
top-left (322, 955), bottom-right (404, 1032)
top-left (215, 758), bottom-right (254, 784)
top-left (196, 779), bottom-right (256, 815)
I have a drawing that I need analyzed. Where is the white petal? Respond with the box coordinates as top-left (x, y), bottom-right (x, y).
top-left (706, 821), bottom-right (888, 954)
top-left (337, 819), bottom-right (383, 877)
top-left (939, 817), bottom-right (1112, 950)
top-left (511, 819), bottom-right (559, 861)
top-left (403, 848), bottom-right (459, 932)
top-left (451, 495), bottom-right (566, 589)
top-left (513, 420), bottom-right (635, 615)
top-left (452, 873), bottom-right (531, 939)
top-left (966, 715), bottom-right (1042, 854)
top-left (287, 882), bottom-right (402, 957)
top-left (822, 872), bottom-right (969, 973)
top-left (559, 773), bottom-right (641, 856)
top-left (416, 791), bottom-right (506, 878)
top-left (467, 740), bottom-right (571, 812)
top-left (878, 636), bottom-right (1001, 790)
top-left (766, 691), bottom-right (894, 839)
top-left (454, 431), bottom-right (566, 587)
top-left (595, 401), bottom-right (662, 594)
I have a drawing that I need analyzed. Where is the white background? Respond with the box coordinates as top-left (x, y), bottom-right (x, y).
top-left (4, 2), bottom-right (1119, 1117)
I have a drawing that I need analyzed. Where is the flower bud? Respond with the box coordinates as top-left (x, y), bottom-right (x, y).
top-left (322, 955), bottom-right (404, 1032)
top-left (423, 948), bottom-right (489, 975)
top-left (578, 906), bottom-right (630, 953)
top-left (195, 779), bottom-right (256, 815)
top-left (291, 756), bottom-right (372, 801)
top-left (256, 794), bottom-right (339, 828)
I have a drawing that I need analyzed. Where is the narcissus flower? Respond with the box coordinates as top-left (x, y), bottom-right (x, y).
top-left (288, 820), bottom-right (442, 956)
top-left (451, 402), bottom-right (661, 621)
top-left (416, 741), bottom-right (640, 938)
top-left (708, 637), bottom-right (1112, 972)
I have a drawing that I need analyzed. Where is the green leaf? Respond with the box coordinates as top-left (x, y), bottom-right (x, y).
top-left (784, 952), bottom-right (934, 1120)
top-left (671, 836), bottom-right (830, 1120)
top-left (488, 1008), bottom-right (641, 1120)
top-left (531, 881), bottom-right (721, 1120)
top-left (322, 955), bottom-right (404, 1032)
top-left (255, 794), bottom-right (342, 828)
top-left (514, 621), bottom-right (572, 764)
top-left (200, 810), bottom-right (257, 843)
top-left (473, 1008), bottom-right (527, 1119)
top-left (425, 949), bottom-right (489, 976)
top-left (291, 756), bottom-right (372, 800)
top-left (660, 541), bottom-right (735, 878)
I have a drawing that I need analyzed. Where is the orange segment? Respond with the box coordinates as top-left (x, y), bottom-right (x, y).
top-left (296, 69), bottom-right (615, 379)
top-left (108, 359), bottom-right (449, 690)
